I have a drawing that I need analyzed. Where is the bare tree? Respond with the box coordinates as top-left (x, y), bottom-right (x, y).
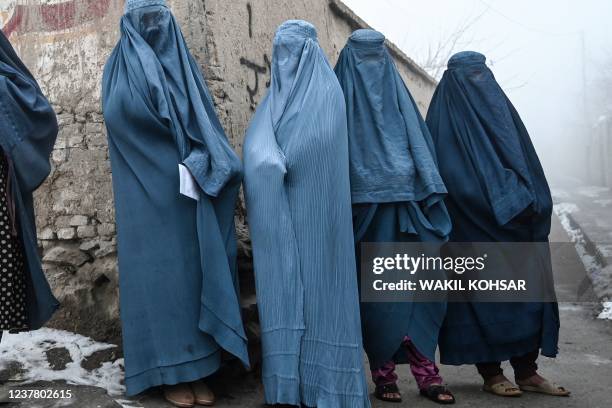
top-left (415, 9), bottom-right (488, 80)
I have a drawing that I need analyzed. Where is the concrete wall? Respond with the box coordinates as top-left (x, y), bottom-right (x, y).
top-left (0, 0), bottom-right (436, 343)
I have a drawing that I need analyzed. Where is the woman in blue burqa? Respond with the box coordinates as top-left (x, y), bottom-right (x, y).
top-left (426, 51), bottom-right (568, 397)
top-left (243, 20), bottom-right (371, 408)
top-left (0, 31), bottom-right (58, 342)
top-left (102, 1), bottom-right (249, 406)
top-left (335, 29), bottom-right (455, 405)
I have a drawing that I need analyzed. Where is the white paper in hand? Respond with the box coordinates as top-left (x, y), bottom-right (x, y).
top-left (179, 164), bottom-right (200, 201)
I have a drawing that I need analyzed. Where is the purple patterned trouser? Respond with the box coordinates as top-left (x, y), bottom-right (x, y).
top-left (371, 336), bottom-right (442, 390)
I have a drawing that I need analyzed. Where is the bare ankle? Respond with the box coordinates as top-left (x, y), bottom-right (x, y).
top-left (484, 374), bottom-right (509, 385)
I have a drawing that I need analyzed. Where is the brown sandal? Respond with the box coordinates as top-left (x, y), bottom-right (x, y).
top-left (482, 380), bottom-right (523, 397)
top-left (519, 380), bottom-right (570, 396)
top-left (163, 383), bottom-right (195, 408)
top-left (190, 380), bottom-right (215, 406)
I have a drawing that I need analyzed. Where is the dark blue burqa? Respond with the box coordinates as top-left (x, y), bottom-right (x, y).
top-left (0, 31), bottom-right (59, 331)
top-left (334, 29), bottom-right (451, 369)
top-left (102, 0), bottom-right (248, 395)
top-left (426, 51), bottom-right (559, 364)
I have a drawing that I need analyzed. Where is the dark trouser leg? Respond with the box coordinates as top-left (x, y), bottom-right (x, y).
top-left (403, 338), bottom-right (443, 390)
top-left (371, 360), bottom-right (398, 386)
top-left (510, 350), bottom-right (539, 381)
top-left (476, 362), bottom-right (503, 381)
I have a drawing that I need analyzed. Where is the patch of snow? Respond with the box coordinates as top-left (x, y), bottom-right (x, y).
top-left (115, 399), bottom-right (143, 408)
top-left (0, 328), bottom-right (125, 396)
top-left (554, 203), bottom-right (583, 245)
top-left (577, 186), bottom-right (610, 198)
top-left (554, 202), bottom-right (579, 215)
top-left (599, 302), bottom-right (612, 320)
top-left (550, 188), bottom-right (569, 199)
top-left (554, 203), bottom-right (612, 315)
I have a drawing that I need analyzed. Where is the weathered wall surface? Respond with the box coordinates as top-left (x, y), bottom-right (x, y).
top-left (199, 0), bottom-right (435, 156)
top-left (1, 0), bottom-right (126, 342)
top-left (0, 0), bottom-right (436, 344)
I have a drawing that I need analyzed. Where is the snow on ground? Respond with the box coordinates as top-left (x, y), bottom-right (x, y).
top-left (599, 302), bottom-right (612, 320)
top-left (550, 188), bottom-right (570, 199)
top-left (554, 202), bottom-right (612, 315)
top-left (0, 328), bottom-right (125, 396)
top-left (554, 202), bottom-right (580, 219)
top-left (115, 399), bottom-right (142, 408)
top-left (553, 202), bottom-right (599, 277)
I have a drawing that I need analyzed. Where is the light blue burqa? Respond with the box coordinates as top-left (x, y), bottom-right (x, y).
top-left (102, 0), bottom-right (248, 395)
top-left (335, 29), bottom-right (450, 368)
top-left (243, 20), bottom-right (371, 408)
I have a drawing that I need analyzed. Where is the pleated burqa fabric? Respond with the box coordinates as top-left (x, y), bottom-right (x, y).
top-left (102, 0), bottom-right (248, 395)
top-left (243, 20), bottom-right (370, 408)
top-left (0, 31), bottom-right (59, 332)
top-left (426, 51), bottom-right (559, 364)
top-left (334, 29), bottom-right (451, 369)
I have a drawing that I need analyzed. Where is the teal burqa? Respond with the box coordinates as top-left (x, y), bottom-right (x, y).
top-left (334, 29), bottom-right (451, 369)
top-left (0, 30), bottom-right (59, 331)
top-left (426, 51), bottom-right (559, 364)
top-left (243, 20), bottom-right (371, 408)
top-left (102, 0), bottom-right (248, 395)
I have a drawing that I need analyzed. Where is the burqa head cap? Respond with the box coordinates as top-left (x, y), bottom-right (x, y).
top-left (125, 0), bottom-right (167, 12)
top-left (348, 29), bottom-right (385, 49)
top-left (448, 51), bottom-right (486, 68)
top-left (274, 20), bottom-right (317, 41)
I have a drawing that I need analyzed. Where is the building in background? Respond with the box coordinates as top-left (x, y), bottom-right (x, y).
top-left (589, 115), bottom-right (612, 188)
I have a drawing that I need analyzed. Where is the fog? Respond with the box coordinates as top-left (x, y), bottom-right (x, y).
top-left (344, 0), bottom-right (612, 185)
